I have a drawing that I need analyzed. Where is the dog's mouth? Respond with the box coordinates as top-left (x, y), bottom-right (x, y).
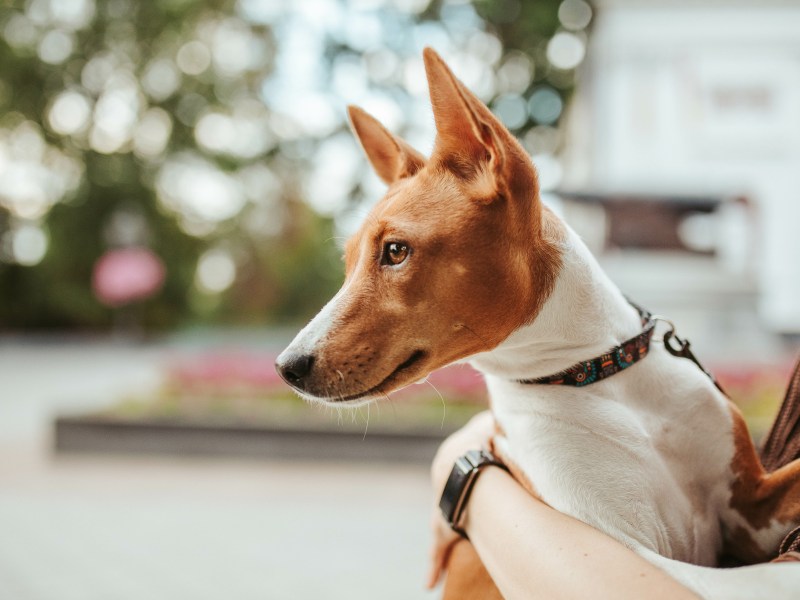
top-left (302, 349), bottom-right (427, 404)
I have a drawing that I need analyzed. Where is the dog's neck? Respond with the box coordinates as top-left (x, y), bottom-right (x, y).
top-left (470, 224), bottom-right (643, 381)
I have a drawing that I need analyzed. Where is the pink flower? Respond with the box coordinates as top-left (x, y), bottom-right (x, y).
top-left (92, 247), bottom-right (166, 307)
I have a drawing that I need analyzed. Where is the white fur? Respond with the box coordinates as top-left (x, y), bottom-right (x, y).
top-left (283, 281), bottom-right (351, 358)
top-left (276, 281), bottom-right (371, 406)
top-left (471, 225), bottom-right (800, 598)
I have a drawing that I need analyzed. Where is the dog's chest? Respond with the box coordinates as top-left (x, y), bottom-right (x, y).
top-left (485, 353), bottom-right (736, 565)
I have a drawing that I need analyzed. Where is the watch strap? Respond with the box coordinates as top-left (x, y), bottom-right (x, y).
top-left (439, 449), bottom-right (507, 537)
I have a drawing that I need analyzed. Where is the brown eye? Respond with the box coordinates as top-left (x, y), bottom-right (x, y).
top-left (382, 241), bottom-right (409, 266)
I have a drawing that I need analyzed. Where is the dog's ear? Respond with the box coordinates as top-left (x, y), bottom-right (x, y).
top-left (423, 47), bottom-right (516, 198)
top-left (347, 105), bottom-right (426, 185)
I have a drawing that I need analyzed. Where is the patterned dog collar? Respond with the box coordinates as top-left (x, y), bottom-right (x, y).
top-left (517, 301), bottom-right (655, 388)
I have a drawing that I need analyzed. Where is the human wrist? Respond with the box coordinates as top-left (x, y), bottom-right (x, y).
top-left (458, 464), bottom-right (513, 536)
top-left (439, 449), bottom-right (508, 536)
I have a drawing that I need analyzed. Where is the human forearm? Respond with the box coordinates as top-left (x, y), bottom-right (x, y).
top-left (461, 467), bottom-right (699, 600)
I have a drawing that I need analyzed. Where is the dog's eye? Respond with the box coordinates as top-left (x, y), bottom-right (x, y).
top-left (382, 241), bottom-right (409, 266)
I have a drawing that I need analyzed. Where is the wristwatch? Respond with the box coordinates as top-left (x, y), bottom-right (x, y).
top-left (439, 449), bottom-right (508, 537)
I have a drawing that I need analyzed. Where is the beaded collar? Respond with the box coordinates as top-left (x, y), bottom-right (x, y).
top-left (516, 302), bottom-right (655, 388)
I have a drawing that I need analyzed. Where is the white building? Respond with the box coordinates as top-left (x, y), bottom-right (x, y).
top-left (560, 0), bottom-right (800, 352)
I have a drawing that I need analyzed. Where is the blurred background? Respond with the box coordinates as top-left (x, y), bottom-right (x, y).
top-left (1, 0), bottom-right (799, 598)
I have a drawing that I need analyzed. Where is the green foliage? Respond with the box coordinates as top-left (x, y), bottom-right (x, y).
top-left (0, 0), bottom-right (284, 330)
top-left (0, 0), bottom-right (582, 331)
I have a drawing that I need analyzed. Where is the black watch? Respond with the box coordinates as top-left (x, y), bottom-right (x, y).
top-left (439, 449), bottom-right (507, 537)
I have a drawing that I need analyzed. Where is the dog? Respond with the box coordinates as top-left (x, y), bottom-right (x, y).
top-left (275, 48), bottom-right (800, 598)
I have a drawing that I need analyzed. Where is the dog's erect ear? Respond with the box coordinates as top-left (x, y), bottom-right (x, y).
top-left (423, 47), bottom-right (513, 193)
top-left (347, 105), bottom-right (426, 185)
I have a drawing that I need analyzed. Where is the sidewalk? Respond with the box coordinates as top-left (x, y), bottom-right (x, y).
top-left (0, 338), bottom-right (435, 600)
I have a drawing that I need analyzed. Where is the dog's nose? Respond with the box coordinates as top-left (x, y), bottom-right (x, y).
top-left (275, 352), bottom-right (315, 387)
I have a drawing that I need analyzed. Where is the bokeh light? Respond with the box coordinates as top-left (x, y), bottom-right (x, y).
top-left (493, 93), bottom-right (528, 130)
top-left (133, 107), bottom-right (172, 159)
top-left (547, 31), bottom-right (586, 70)
top-left (141, 58), bottom-right (182, 102)
top-left (496, 51), bottom-right (534, 94)
top-left (558, 0), bottom-right (593, 31)
top-left (37, 29), bottom-right (74, 64)
top-left (176, 40), bottom-right (211, 76)
top-left (0, 120), bottom-right (83, 222)
top-left (196, 248), bottom-right (237, 294)
top-left (10, 223), bottom-right (48, 266)
top-left (47, 91), bottom-right (92, 135)
top-left (156, 153), bottom-right (247, 233)
top-left (528, 86), bottom-right (564, 125)
top-left (90, 75), bottom-right (142, 154)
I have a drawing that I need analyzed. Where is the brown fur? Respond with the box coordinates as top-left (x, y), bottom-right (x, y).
top-left (288, 48), bottom-right (800, 596)
top-left (337, 49), bottom-right (800, 595)
top-left (397, 50), bottom-right (800, 593)
top-left (727, 402), bottom-right (800, 562)
top-left (347, 106), bottom-right (425, 184)
top-left (302, 49), bottom-right (564, 595)
top-left (296, 49), bottom-right (561, 402)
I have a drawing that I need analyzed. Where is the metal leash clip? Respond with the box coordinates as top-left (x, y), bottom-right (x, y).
top-left (650, 315), bottom-right (676, 343)
top-left (651, 315), bottom-right (726, 395)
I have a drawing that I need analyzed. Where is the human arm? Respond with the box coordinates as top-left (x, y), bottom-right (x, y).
top-left (428, 411), bottom-right (699, 600)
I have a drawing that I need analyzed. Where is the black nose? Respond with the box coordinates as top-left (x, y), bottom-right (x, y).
top-left (275, 353), bottom-right (315, 387)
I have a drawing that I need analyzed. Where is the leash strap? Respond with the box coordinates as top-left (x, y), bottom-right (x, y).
top-left (760, 354), bottom-right (800, 473)
top-left (756, 355), bottom-right (800, 563)
top-left (662, 328), bottom-right (726, 394)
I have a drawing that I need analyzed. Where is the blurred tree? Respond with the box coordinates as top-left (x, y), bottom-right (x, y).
top-left (0, 0), bottom-right (589, 332)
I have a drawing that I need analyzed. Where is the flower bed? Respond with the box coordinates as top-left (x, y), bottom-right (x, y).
top-left (98, 351), bottom-right (795, 439)
top-left (714, 361), bottom-right (795, 440)
top-left (102, 351), bottom-right (489, 434)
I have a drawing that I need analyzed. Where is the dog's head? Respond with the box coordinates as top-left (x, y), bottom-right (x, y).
top-left (276, 48), bottom-right (561, 404)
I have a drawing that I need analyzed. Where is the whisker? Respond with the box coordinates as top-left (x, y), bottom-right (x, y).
top-left (424, 378), bottom-right (447, 430)
top-left (362, 403), bottom-right (370, 440)
top-left (377, 390), bottom-right (398, 426)
top-left (381, 391), bottom-right (394, 419)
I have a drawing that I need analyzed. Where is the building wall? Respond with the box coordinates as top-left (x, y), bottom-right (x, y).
top-left (563, 1), bottom-right (800, 333)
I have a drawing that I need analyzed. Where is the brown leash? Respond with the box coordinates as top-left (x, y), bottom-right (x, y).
top-left (762, 355), bottom-right (800, 563)
top-left (760, 356), bottom-right (800, 472)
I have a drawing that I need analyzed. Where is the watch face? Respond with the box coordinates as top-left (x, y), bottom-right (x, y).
top-left (458, 453), bottom-right (479, 474)
top-left (467, 449), bottom-right (492, 468)
top-left (439, 459), bottom-right (472, 523)
top-left (439, 450), bottom-right (500, 528)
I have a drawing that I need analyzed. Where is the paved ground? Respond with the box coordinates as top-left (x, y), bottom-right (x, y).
top-left (0, 338), bottom-right (436, 600)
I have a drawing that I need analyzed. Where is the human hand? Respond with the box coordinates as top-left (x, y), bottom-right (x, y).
top-left (426, 410), bottom-right (496, 589)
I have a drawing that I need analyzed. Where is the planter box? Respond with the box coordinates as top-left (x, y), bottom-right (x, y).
top-left (53, 415), bottom-right (456, 463)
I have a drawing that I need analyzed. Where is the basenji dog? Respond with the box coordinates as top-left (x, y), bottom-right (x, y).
top-left (276, 48), bottom-right (800, 598)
